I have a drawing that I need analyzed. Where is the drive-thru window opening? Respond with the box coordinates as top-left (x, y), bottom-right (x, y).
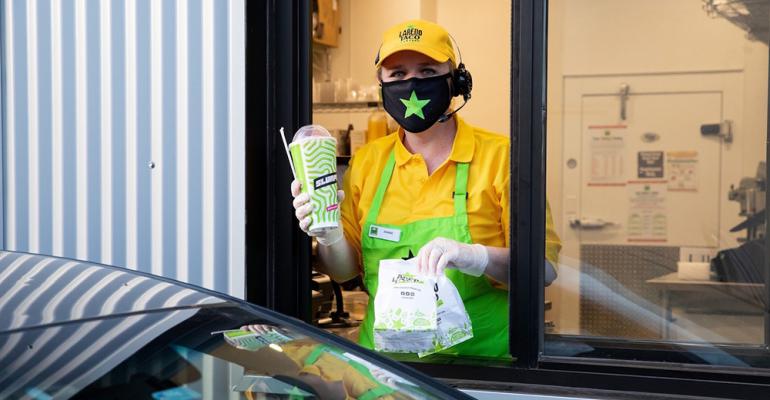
top-left (246, 1), bottom-right (770, 398)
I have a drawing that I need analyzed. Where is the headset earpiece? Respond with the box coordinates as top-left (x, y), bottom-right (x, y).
top-left (452, 62), bottom-right (473, 100)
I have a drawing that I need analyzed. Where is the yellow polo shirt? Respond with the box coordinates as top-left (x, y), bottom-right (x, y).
top-left (340, 116), bottom-right (561, 269)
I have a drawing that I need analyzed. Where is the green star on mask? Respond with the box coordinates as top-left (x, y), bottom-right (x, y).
top-left (400, 90), bottom-right (431, 119)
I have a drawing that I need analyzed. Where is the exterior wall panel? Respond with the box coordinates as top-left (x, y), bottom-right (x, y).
top-left (0, 0), bottom-right (245, 297)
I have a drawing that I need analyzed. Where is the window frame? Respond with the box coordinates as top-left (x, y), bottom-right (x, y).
top-left (246, 0), bottom-right (770, 397)
top-left (530, 0), bottom-right (770, 380)
top-left (245, 0), bottom-right (313, 319)
top-left (510, 0), bottom-right (548, 369)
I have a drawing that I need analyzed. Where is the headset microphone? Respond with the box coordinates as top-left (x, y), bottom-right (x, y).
top-left (438, 97), bottom-right (468, 123)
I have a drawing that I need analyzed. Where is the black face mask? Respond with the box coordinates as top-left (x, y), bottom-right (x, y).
top-left (380, 73), bottom-right (452, 133)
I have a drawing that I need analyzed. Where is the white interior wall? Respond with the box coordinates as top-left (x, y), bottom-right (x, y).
top-left (545, 0), bottom-right (768, 333)
top-left (348, 0), bottom-right (421, 88)
top-left (435, 0), bottom-right (511, 135)
top-left (741, 41), bottom-right (769, 175)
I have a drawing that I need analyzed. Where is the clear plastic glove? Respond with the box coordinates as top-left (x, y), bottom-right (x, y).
top-left (291, 179), bottom-right (345, 246)
top-left (415, 237), bottom-right (489, 277)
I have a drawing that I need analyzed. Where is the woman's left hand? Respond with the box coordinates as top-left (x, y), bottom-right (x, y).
top-left (415, 237), bottom-right (489, 277)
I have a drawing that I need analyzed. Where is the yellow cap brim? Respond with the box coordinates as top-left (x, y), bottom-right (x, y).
top-left (375, 43), bottom-right (454, 68)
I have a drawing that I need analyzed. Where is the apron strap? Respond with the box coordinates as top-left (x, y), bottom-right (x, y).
top-left (364, 152), bottom-right (397, 226)
top-left (453, 162), bottom-right (469, 217)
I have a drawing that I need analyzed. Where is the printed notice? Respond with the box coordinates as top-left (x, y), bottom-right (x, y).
top-left (627, 181), bottom-right (667, 242)
top-left (588, 126), bottom-right (626, 186)
top-left (637, 151), bottom-right (664, 178)
top-left (667, 151), bottom-right (698, 192)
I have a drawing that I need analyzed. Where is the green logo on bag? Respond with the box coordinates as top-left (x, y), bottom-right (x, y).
top-left (392, 272), bottom-right (423, 285)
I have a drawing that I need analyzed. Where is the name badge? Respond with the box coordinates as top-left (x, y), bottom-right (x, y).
top-left (368, 225), bottom-right (401, 242)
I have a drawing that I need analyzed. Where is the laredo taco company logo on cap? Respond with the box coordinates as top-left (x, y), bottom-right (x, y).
top-left (399, 24), bottom-right (423, 42)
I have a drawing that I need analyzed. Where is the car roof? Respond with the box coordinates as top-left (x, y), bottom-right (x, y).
top-left (0, 251), bottom-right (227, 334)
top-left (0, 251), bottom-right (476, 400)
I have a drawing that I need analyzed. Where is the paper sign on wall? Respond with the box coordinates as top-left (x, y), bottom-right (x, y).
top-left (627, 181), bottom-right (667, 243)
top-left (588, 127), bottom-right (625, 186)
top-left (637, 151), bottom-right (664, 178)
top-left (667, 151), bottom-right (698, 192)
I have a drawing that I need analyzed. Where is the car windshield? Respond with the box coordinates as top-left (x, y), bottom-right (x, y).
top-left (2, 303), bottom-right (459, 400)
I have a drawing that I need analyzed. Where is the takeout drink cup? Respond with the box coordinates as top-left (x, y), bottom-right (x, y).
top-left (289, 125), bottom-right (339, 234)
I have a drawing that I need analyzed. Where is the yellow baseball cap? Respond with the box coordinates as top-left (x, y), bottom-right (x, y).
top-left (374, 20), bottom-right (456, 68)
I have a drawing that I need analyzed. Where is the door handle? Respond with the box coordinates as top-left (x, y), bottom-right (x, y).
top-left (700, 120), bottom-right (733, 143)
top-left (569, 217), bottom-right (614, 229)
top-left (619, 83), bottom-right (630, 121)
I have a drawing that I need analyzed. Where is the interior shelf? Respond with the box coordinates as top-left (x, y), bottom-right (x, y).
top-left (313, 101), bottom-right (382, 113)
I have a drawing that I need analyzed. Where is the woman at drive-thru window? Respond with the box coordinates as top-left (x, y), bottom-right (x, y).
top-left (292, 19), bottom-right (561, 358)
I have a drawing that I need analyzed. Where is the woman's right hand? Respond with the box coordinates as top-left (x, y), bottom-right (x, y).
top-left (291, 179), bottom-right (314, 233)
top-left (291, 180), bottom-right (345, 246)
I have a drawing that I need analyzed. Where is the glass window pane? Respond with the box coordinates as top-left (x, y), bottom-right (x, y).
top-left (19, 305), bottom-right (452, 399)
top-left (545, 0), bottom-right (770, 367)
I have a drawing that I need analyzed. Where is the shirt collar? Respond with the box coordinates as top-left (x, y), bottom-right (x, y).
top-left (393, 115), bottom-right (475, 167)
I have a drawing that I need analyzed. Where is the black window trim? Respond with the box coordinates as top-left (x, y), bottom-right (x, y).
top-left (510, 0), bottom-right (546, 370)
top-left (246, 0), bottom-right (313, 320)
top-left (246, 0), bottom-right (770, 398)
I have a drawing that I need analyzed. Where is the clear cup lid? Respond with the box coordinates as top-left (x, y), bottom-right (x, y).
top-left (292, 124), bottom-right (332, 142)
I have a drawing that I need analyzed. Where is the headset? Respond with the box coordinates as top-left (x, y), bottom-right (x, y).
top-left (439, 34), bottom-right (472, 122)
top-left (449, 34), bottom-right (472, 101)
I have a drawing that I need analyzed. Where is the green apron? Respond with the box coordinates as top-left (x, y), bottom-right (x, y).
top-left (358, 151), bottom-right (509, 358)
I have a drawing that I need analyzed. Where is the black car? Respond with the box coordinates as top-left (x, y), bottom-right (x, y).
top-left (0, 251), bottom-right (475, 400)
